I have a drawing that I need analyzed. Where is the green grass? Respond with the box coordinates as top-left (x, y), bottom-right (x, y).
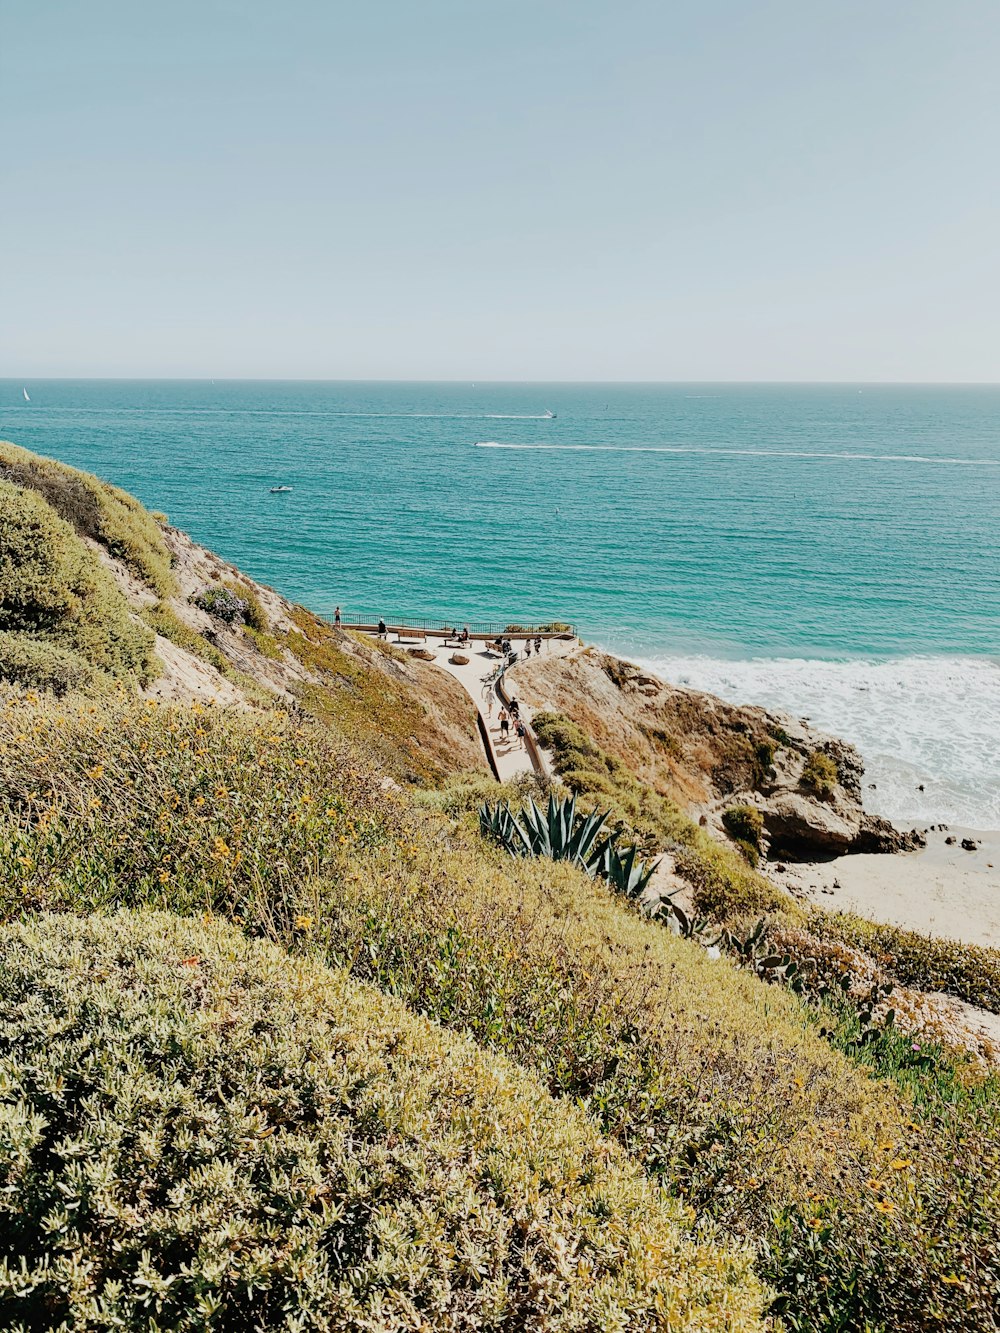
top-left (0, 440), bottom-right (175, 596)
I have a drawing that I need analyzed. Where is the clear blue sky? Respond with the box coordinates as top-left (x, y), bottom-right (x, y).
top-left (3, 0), bottom-right (998, 380)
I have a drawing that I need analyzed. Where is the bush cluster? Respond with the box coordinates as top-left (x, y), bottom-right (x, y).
top-left (801, 749), bottom-right (839, 796)
top-left (722, 804), bottom-right (765, 866)
top-left (1, 695), bottom-right (997, 1330)
top-left (194, 584), bottom-right (251, 625)
top-left (812, 911), bottom-right (1000, 1014)
top-left (0, 439), bottom-right (174, 595)
top-left (0, 692), bottom-right (945, 1330)
top-left (0, 632), bottom-right (106, 696)
top-left (0, 481), bottom-right (156, 684)
top-left (0, 911), bottom-right (763, 1331)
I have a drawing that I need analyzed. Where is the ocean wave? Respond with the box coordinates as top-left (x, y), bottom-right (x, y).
top-left (474, 442), bottom-right (1000, 466)
top-left (626, 653), bottom-right (1000, 828)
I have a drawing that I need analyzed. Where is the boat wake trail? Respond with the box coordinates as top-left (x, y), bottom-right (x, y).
top-left (474, 442), bottom-right (1000, 466)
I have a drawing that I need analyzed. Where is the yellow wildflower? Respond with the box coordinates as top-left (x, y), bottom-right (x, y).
top-left (889, 1159), bottom-right (913, 1171)
top-left (294, 914), bottom-right (314, 931)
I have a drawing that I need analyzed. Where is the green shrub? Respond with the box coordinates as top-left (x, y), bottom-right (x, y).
top-left (193, 584), bottom-right (250, 624)
top-left (0, 482), bottom-right (156, 682)
top-left (223, 578), bottom-right (268, 631)
top-left (0, 440), bottom-right (175, 595)
top-left (0, 910), bottom-right (765, 1331)
top-left (801, 750), bottom-right (839, 796)
top-left (721, 806), bottom-right (765, 867)
top-left (722, 804), bottom-right (765, 851)
top-left (812, 911), bottom-right (1000, 1014)
top-left (0, 633), bottom-right (106, 696)
top-left (140, 601), bottom-right (232, 675)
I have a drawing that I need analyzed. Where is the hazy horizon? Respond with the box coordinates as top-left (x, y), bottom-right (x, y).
top-left (4, 1), bottom-right (1000, 381)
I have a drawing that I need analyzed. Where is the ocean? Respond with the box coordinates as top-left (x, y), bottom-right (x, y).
top-left (3, 379), bottom-right (998, 827)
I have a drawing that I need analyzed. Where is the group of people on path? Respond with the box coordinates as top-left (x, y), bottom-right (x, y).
top-left (498, 696), bottom-right (526, 748)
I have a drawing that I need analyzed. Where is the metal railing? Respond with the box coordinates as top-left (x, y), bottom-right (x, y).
top-left (325, 612), bottom-right (576, 639)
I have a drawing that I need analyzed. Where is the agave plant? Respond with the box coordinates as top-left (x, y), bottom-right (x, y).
top-left (479, 801), bottom-right (532, 856)
top-left (481, 794), bottom-right (662, 902)
top-left (481, 794), bottom-right (611, 871)
top-left (601, 840), bottom-right (659, 901)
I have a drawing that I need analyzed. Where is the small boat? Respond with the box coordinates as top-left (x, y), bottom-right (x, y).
top-left (269, 485), bottom-right (293, 493)
top-left (22, 387), bottom-right (30, 402)
top-left (543, 408), bottom-right (556, 419)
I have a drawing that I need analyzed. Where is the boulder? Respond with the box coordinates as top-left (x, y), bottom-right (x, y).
top-left (761, 792), bottom-right (862, 858)
top-left (852, 815), bottom-right (926, 855)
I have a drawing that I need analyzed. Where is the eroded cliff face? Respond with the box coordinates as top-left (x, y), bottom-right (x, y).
top-left (509, 645), bottom-right (923, 861)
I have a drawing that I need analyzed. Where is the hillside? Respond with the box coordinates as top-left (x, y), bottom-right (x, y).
top-left (0, 443), bottom-right (998, 1332)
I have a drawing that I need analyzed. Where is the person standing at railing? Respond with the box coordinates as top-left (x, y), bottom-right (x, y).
top-left (334, 606), bottom-right (341, 626)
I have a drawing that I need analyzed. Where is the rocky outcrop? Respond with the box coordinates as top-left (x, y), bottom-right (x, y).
top-left (508, 645), bottom-right (922, 864)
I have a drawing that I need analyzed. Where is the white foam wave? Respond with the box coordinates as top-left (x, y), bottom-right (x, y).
top-left (475, 442), bottom-right (1000, 466)
top-left (628, 653), bottom-right (1000, 828)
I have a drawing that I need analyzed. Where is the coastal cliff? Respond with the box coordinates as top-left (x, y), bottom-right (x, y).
top-left (1, 441), bottom-right (999, 1331)
top-left (506, 643), bottom-right (925, 861)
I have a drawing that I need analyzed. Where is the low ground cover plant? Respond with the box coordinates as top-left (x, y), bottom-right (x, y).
top-left (0, 910), bottom-right (764, 1331)
top-left (811, 910), bottom-right (1000, 1014)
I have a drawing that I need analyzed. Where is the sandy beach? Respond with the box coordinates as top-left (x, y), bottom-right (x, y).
top-left (780, 825), bottom-right (1000, 947)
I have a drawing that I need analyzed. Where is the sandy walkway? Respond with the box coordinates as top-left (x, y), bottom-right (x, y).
top-left (781, 826), bottom-right (1000, 947)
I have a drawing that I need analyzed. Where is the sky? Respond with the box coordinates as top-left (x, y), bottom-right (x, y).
top-left (2, 0), bottom-right (999, 381)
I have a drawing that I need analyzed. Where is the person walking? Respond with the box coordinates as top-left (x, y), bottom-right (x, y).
top-left (377, 617), bottom-right (387, 639)
top-left (534, 635), bottom-right (542, 655)
top-left (508, 697), bottom-right (520, 720)
top-left (499, 708), bottom-right (510, 742)
top-left (515, 718), bottom-right (526, 748)
top-left (334, 606), bottom-right (341, 626)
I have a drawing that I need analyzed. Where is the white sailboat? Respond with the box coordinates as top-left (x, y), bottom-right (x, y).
top-left (22, 387), bottom-right (30, 402)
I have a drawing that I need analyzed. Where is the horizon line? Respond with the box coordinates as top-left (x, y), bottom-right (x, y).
top-left (4, 376), bottom-right (1000, 387)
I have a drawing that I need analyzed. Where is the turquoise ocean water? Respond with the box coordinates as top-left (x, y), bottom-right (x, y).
top-left (2, 380), bottom-right (998, 825)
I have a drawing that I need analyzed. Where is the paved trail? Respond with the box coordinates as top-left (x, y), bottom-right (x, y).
top-left (367, 634), bottom-right (577, 781)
